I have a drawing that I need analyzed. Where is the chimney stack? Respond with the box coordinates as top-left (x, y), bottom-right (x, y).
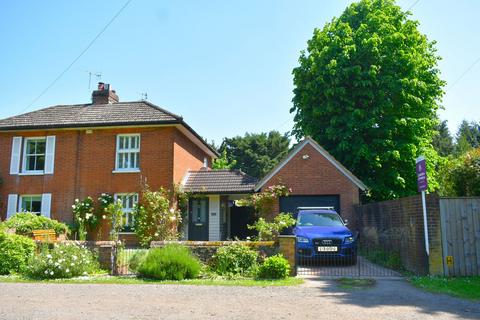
top-left (91, 82), bottom-right (119, 104)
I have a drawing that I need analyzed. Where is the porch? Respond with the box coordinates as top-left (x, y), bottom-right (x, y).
top-left (182, 169), bottom-right (258, 241)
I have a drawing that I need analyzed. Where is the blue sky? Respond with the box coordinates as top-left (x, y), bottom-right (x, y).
top-left (0, 0), bottom-right (478, 144)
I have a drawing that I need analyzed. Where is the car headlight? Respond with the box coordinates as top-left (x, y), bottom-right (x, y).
top-left (344, 236), bottom-right (355, 244)
top-left (297, 236), bottom-right (309, 243)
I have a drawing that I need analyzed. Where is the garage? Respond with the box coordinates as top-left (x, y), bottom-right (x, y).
top-left (279, 195), bottom-right (340, 218)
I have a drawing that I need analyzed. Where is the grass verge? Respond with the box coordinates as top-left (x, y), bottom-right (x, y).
top-left (0, 274), bottom-right (303, 287)
top-left (336, 278), bottom-right (376, 289)
top-left (410, 276), bottom-right (480, 300)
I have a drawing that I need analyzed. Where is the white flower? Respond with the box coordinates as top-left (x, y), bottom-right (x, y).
top-left (66, 268), bottom-right (70, 273)
top-left (71, 263), bottom-right (75, 266)
top-left (102, 215), bottom-right (107, 219)
top-left (169, 208), bottom-right (175, 213)
top-left (154, 233), bottom-right (159, 237)
top-left (44, 270), bottom-right (48, 274)
top-left (75, 199), bottom-right (79, 202)
top-left (83, 271), bottom-right (87, 275)
top-left (72, 255), bottom-right (78, 261)
top-left (71, 205), bottom-right (76, 209)
top-left (46, 254), bottom-right (52, 259)
top-left (50, 271), bottom-right (54, 275)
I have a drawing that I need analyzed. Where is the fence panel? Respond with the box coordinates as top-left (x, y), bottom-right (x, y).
top-left (440, 198), bottom-right (480, 276)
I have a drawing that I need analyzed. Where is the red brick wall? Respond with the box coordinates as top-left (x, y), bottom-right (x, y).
top-left (173, 128), bottom-right (210, 184)
top-left (261, 143), bottom-right (361, 228)
top-left (0, 126), bottom-right (211, 227)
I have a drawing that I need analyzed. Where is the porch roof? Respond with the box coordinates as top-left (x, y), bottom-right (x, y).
top-left (183, 169), bottom-right (258, 194)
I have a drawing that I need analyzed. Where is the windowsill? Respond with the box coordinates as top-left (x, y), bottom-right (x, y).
top-left (18, 172), bottom-right (45, 176)
top-left (112, 169), bottom-right (141, 174)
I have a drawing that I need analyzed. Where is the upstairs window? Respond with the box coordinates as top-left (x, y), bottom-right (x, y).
top-left (23, 138), bottom-right (46, 173)
top-left (115, 193), bottom-right (138, 231)
top-left (116, 134), bottom-right (140, 171)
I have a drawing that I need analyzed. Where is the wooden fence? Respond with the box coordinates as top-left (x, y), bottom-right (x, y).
top-left (440, 198), bottom-right (480, 276)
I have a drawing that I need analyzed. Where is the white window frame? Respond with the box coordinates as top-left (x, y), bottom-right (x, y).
top-left (18, 194), bottom-right (42, 214)
top-left (114, 134), bottom-right (141, 173)
top-left (22, 137), bottom-right (47, 174)
top-left (114, 193), bottom-right (139, 232)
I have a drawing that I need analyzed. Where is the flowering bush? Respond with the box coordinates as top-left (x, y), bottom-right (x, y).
top-left (248, 213), bottom-right (296, 241)
top-left (0, 231), bottom-right (36, 275)
top-left (72, 197), bottom-right (97, 240)
top-left (25, 243), bottom-right (99, 279)
top-left (133, 186), bottom-right (182, 247)
top-left (237, 184), bottom-right (291, 219)
top-left (104, 200), bottom-right (124, 241)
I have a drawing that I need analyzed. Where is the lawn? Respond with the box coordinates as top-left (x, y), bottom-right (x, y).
top-left (0, 274), bottom-right (303, 287)
top-left (410, 276), bottom-right (480, 300)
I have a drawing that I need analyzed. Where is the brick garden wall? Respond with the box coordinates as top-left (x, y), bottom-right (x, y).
top-left (355, 194), bottom-right (443, 275)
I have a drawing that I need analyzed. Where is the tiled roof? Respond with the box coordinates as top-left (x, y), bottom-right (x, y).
top-left (183, 169), bottom-right (258, 194)
top-left (0, 101), bottom-right (181, 130)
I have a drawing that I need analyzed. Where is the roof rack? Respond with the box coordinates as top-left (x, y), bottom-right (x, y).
top-left (296, 207), bottom-right (335, 210)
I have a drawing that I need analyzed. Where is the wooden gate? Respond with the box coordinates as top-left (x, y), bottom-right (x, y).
top-left (440, 198), bottom-right (480, 276)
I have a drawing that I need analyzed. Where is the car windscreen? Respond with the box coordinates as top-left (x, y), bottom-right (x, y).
top-left (297, 212), bottom-right (344, 227)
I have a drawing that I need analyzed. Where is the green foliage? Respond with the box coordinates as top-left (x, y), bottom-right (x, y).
top-left (291, 0), bottom-right (445, 201)
top-left (438, 148), bottom-right (480, 196)
top-left (211, 243), bottom-right (258, 276)
top-left (25, 243), bottom-right (99, 279)
top-left (3, 213), bottom-right (69, 236)
top-left (361, 248), bottom-right (402, 270)
top-left (455, 120), bottom-right (480, 155)
top-left (410, 276), bottom-right (480, 300)
top-left (237, 184), bottom-right (291, 219)
top-left (0, 231), bottom-right (36, 275)
top-left (133, 186), bottom-right (182, 247)
top-left (103, 200), bottom-right (124, 241)
top-left (248, 213), bottom-right (296, 241)
top-left (72, 197), bottom-right (97, 240)
top-left (219, 131), bottom-right (291, 178)
top-left (432, 120), bottom-right (454, 157)
top-left (127, 250), bottom-right (148, 273)
top-left (212, 149), bottom-right (237, 169)
top-left (138, 245), bottom-right (201, 280)
top-left (256, 254), bottom-right (290, 279)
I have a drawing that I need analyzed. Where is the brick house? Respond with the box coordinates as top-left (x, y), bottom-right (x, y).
top-left (0, 83), bottom-right (366, 241)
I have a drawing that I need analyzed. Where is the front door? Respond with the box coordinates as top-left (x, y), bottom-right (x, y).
top-left (188, 198), bottom-right (209, 240)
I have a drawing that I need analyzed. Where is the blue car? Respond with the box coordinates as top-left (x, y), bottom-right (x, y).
top-left (293, 207), bottom-right (357, 265)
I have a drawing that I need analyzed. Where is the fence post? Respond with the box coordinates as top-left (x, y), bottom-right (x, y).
top-left (111, 242), bottom-right (118, 276)
top-left (278, 235), bottom-right (297, 276)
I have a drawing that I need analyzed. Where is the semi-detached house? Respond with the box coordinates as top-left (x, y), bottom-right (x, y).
top-left (0, 83), bottom-right (366, 243)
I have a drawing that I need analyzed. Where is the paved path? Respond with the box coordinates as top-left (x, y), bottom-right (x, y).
top-left (297, 256), bottom-right (400, 277)
top-left (0, 279), bottom-right (479, 320)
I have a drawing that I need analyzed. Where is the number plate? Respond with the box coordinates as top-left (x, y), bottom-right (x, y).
top-left (317, 246), bottom-right (338, 252)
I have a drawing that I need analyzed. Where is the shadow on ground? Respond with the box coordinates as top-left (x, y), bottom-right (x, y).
top-left (305, 278), bottom-right (480, 319)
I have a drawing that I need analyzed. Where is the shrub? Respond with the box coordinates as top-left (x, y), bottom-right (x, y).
top-left (25, 243), bottom-right (99, 279)
top-left (0, 231), bottom-right (36, 275)
top-left (211, 243), bottom-right (258, 276)
top-left (256, 254), bottom-right (290, 279)
top-left (2, 213), bottom-right (69, 237)
top-left (126, 249), bottom-right (148, 273)
top-left (138, 245), bottom-right (201, 280)
top-left (248, 213), bottom-right (296, 241)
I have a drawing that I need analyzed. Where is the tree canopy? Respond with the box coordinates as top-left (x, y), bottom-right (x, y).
top-left (432, 120), bottom-right (454, 157)
top-left (219, 131), bottom-right (291, 178)
top-left (455, 120), bottom-right (480, 155)
top-left (291, 0), bottom-right (445, 200)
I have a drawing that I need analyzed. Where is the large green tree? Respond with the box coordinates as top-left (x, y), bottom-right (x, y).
top-left (219, 131), bottom-right (290, 178)
top-left (291, 0), bottom-right (445, 200)
top-left (455, 120), bottom-right (480, 155)
top-left (432, 120), bottom-right (454, 157)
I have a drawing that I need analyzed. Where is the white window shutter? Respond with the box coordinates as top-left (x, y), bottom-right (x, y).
top-left (9, 137), bottom-right (22, 174)
top-left (44, 136), bottom-right (56, 174)
top-left (6, 194), bottom-right (18, 219)
top-left (41, 193), bottom-right (52, 218)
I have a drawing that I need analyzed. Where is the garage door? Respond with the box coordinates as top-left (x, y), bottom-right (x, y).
top-left (279, 195), bottom-right (340, 218)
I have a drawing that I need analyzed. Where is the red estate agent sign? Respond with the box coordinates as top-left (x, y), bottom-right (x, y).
top-left (416, 156), bottom-right (428, 192)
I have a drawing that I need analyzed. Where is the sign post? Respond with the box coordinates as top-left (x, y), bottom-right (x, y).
top-left (416, 156), bottom-right (429, 256)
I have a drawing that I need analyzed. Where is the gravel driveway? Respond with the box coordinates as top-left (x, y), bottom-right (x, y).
top-left (1, 279), bottom-right (479, 320)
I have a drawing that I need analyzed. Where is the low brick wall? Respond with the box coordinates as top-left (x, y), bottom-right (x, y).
top-left (150, 241), bottom-right (278, 264)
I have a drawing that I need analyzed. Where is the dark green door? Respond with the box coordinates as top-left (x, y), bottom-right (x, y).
top-left (188, 198), bottom-right (209, 240)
